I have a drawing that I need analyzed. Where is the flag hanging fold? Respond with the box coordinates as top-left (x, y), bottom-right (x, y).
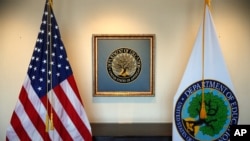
top-left (6, 1), bottom-right (92, 141)
top-left (173, 4), bottom-right (239, 141)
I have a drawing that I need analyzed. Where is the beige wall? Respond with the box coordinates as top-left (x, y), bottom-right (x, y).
top-left (0, 0), bottom-right (249, 139)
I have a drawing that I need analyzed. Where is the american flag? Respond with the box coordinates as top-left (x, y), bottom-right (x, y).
top-left (6, 1), bottom-right (92, 140)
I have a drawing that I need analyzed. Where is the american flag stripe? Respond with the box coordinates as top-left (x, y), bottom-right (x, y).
top-left (32, 75), bottom-right (89, 140)
top-left (47, 127), bottom-right (61, 141)
top-left (48, 107), bottom-right (73, 141)
top-left (67, 74), bottom-right (84, 105)
top-left (9, 112), bottom-right (31, 141)
top-left (6, 126), bottom-right (19, 141)
top-left (55, 78), bottom-right (92, 140)
top-left (22, 77), bottom-right (51, 140)
top-left (61, 77), bottom-right (91, 130)
top-left (7, 77), bottom-right (47, 141)
top-left (14, 100), bottom-right (43, 140)
top-left (7, 76), bottom-right (89, 140)
top-left (19, 86), bottom-right (49, 140)
top-left (51, 88), bottom-right (83, 140)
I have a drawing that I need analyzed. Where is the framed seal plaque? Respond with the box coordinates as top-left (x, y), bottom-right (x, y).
top-left (93, 34), bottom-right (155, 96)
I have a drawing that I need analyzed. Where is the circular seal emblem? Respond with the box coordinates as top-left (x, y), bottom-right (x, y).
top-left (175, 79), bottom-right (239, 141)
top-left (107, 48), bottom-right (141, 83)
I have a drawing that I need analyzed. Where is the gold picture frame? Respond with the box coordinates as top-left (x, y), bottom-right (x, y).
top-left (93, 34), bottom-right (155, 96)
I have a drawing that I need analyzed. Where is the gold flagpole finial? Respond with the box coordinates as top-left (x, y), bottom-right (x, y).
top-left (205, 0), bottom-right (211, 7)
top-left (48, 0), bottom-right (53, 6)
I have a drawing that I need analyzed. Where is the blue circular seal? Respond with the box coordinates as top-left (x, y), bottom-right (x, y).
top-left (174, 79), bottom-right (239, 141)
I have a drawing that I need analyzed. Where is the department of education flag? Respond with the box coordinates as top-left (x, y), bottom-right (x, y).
top-left (6, 1), bottom-right (92, 140)
top-left (173, 3), bottom-right (239, 141)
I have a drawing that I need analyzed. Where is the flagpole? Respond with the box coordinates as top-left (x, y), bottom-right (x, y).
top-left (49, 0), bottom-right (54, 131)
top-left (200, 0), bottom-right (210, 120)
top-left (46, 0), bottom-right (54, 132)
top-left (45, 0), bottom-right (50, 132)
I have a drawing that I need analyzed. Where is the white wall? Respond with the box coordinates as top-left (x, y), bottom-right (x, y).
top-left (0, 0), bottom-right (249, 139)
